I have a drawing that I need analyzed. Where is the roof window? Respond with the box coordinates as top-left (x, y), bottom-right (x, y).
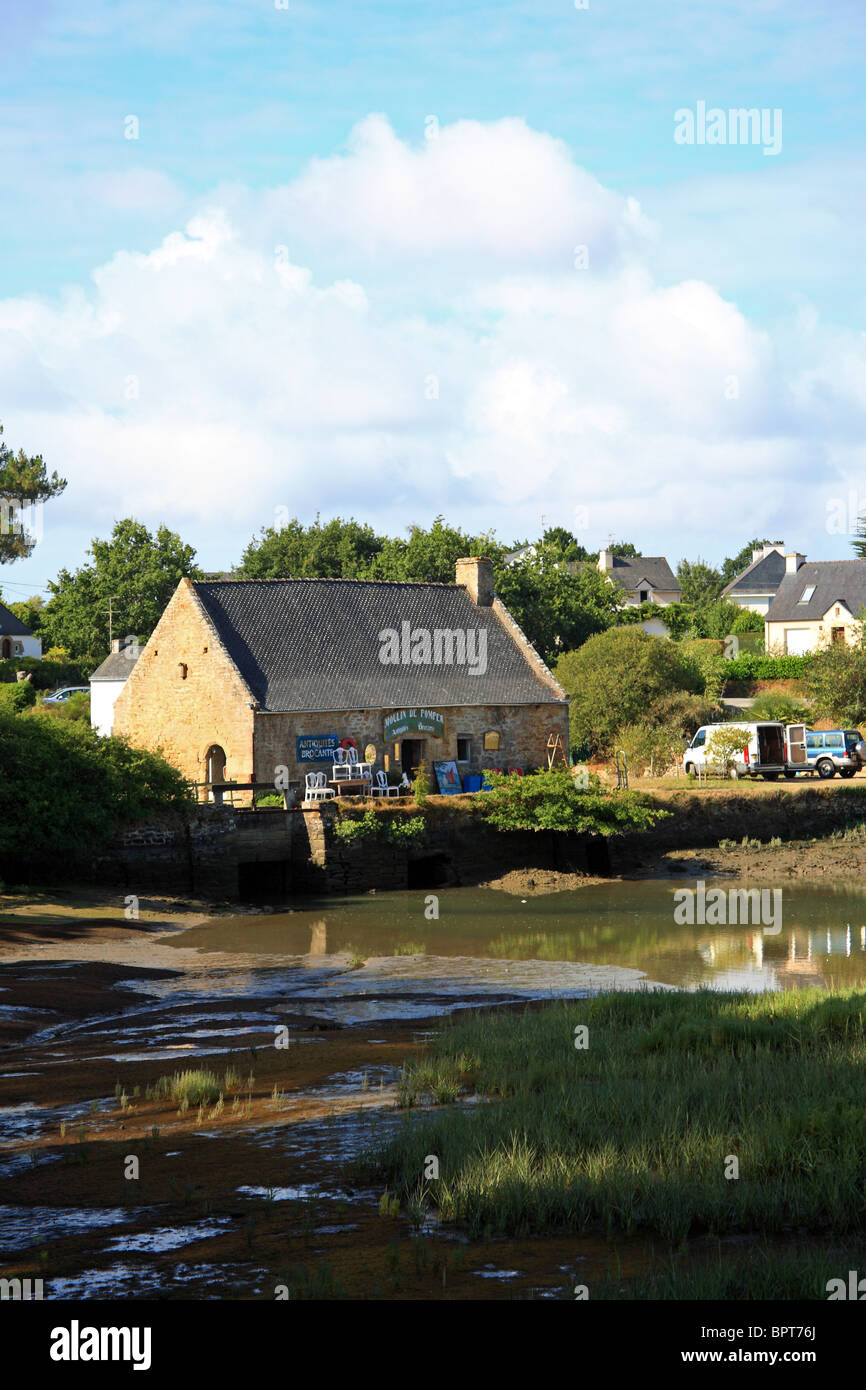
top-left (798, 585), bottom-right (816, 602)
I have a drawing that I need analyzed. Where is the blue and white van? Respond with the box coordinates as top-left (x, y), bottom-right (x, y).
top-left (785, 725), bottom-right (863, 779)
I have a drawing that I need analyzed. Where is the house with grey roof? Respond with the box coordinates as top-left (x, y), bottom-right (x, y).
top-left (765, 554), bottom-right (866, 654)
top-left (89, 637), bottom-right (141, 736)
top-left (721, 543), bottom-right (789, 615)
top-left (595, 549), bottom-right (681, 636)
top-left (0, 600), bottom-right (42, 660)
top-left (112, 557), bottom-right (569, 793)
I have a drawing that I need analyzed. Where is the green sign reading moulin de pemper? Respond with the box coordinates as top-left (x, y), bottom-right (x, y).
top-left (384, 709), bottom-right (445, 740)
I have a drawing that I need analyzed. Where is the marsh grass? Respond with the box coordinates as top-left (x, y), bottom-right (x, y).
top-left (358, 988), bottom-right (866, 1242)
top-left (148, 1067), bottom-right (244, 1109)
top-left (592, 1241), bottom-right (866, 1300)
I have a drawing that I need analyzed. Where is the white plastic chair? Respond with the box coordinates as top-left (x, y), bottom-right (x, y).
top-left (304, 771), bottom-right (335, 802)
top-left (372, 770), bottom-right (400, 798)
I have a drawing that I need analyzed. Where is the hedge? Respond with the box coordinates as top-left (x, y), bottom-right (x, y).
top-left (721, 653), bottom-right (812, 680)
top-left (0, 656), bottom-right (92, 690)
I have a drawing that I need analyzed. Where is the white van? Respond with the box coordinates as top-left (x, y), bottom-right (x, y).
top-left (683, 722), bottom-right (787, 780)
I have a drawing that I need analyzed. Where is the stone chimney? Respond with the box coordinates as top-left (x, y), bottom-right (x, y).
top-left (598, 548), bottom-right (613, 572)
top-left (111, 638), bottom-right (121, 654)
top-left (785, 552), bottom-right (805, 574)
top-left (456, 556), bottom-right (494, 606)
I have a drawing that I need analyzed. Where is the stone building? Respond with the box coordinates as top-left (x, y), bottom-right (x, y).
top-left (112, 557), bottom-right (569, 795)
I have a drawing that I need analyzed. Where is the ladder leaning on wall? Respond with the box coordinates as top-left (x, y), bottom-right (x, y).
top-left (546, 732), bottom-right (570, 771)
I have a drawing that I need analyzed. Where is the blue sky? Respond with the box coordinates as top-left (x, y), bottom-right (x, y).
top-left (2, 0), bottom-right (866, 603)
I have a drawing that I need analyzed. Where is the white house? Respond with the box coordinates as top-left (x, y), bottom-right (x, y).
top-left (765, 555), bottom-right (866, 654)
top-left (89, 637), bottom-right (140, 736)
top-left (596, 550), bottom-right (681, 636)
top-left (0, 601), bottom-right (42, 660)
top-left (721, 543), bottom-right (789, 615)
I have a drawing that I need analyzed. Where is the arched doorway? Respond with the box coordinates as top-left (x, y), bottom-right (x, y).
top-left (205, 744), bottom-right (227, 799)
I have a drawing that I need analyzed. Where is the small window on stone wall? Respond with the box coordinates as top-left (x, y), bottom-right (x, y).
top-left (483, 730), bottom-right (500, 751)
top-left (457, 737), bottom-right (471, 762)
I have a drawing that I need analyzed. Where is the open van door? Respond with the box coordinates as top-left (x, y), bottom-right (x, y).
top-left (787, 724), bottom-right (808, 770)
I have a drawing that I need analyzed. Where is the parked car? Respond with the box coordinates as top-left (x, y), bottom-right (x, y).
top-left (684, 722), bottom-right (787, 780)
top-left (42, 686), bottom-right (90, 704)
top-left (797, 728), bottom-right (864, 779)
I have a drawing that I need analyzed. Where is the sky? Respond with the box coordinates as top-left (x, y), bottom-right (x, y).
top-left (2, 0), bottom-right (866, 603)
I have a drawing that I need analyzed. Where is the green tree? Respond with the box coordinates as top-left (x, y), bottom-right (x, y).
top-left (237, 514), bottom-right (385, 579)
top-left (805, 622), bottom-right (866, 724)
top-left (0, 423), bottom-right (67, 563)
top-left (370, 516), bottom-right (506, 582)
top-left (704, 725), bottom-right (751, 777)
top-left (721, 538), bottom-right (774, 584)
top-left (676, 557), bottom-right (724, 605)
top-left (555, 626), bottom-right (703, 754)
top-left (495, 545), bottom-right (622, 664)
top-left (1, 595), bottom-right (43, 631)
top-left (41, 518), bottom-right (201, 664)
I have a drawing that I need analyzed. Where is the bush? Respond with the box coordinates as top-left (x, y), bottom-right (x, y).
top-left (723, 653), bottom-right (811, 680)
top-left (0, 712), bottom-right (194, 864)
top-left (32, 690), bottom-right (90, 722)
top-left (704, 725), bottom-right (751, 776)
top-left (644, 690), bottom-right (724, 735)
top-left (805, 638), bottom-right (866, 725)
top-left (748, 691), bottom-right (811, 724)
top-left (0, 681), bottom-right (37, 713)
top-left (555, 628), bottom-right (703, 754)
top-left (615, 722), bottom-right (684, 777)
top-left (480, 768), bottom-right (669, 835)
top-left (0, 656), bottom-right (91, 690)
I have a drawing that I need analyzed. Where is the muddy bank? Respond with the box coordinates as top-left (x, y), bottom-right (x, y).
top-left (0, 937), bottom-right (669, 1302)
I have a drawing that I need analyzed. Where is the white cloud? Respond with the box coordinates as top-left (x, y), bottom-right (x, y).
top-left (0, 114), bottom-right (863, 578)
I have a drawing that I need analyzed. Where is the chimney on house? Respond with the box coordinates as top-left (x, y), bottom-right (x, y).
top-left (111, 638), bottom-right (121, 654)
top-left (598, 549), bottom-right (613, 572)
top-left (785, 552), bottom-right (805, 574)
top-left (456, 556), bottom-right (494, 606)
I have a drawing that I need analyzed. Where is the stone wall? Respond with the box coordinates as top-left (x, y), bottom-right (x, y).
top-left (253, 702), bottom-right (570, 786)
top-left (608, 785), bottom-right (866, 863)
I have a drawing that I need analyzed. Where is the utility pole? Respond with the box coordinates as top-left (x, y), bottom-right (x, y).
top-left (107, 595), bottom-right (120, 648)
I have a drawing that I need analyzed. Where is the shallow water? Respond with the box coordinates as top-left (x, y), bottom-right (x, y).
top-left (169, 880), bottom-right (866, 996)
top-left (5, 877), bottom-right (866, 1301)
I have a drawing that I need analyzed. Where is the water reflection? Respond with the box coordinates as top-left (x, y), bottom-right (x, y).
top-left (168, 880), bottom-right (866, 994)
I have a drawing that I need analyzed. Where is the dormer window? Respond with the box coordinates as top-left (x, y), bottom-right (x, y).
top-left (798, 585), bottom-right (815, 603)
top-left (639, 589), bottom-right (649, 603)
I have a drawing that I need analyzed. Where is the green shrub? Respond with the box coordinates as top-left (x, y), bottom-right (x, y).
top-left (556, 628), bottom-right (703, 754)
top-left (481, 768), bottom-right (669, 835)
top-left (0, 681), bottom-right (37, 713)
top-left (0, 711), bottom-right (194, 864)
top-left (33, 690), bottom-right (90, 722)
top-left (413, 758), bottom-right (430, 806)
top-left (748, 691), bottom-right (811, 724)
top-left (0, 656), bottom-right (91, 690)
top-left (382, 815), bottom-right (425, 846)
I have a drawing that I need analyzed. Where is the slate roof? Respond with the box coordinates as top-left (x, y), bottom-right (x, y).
top-left (191, 579), bottom-right (564, 712)
top-left (605, 556), bottom-right (680, 593)
top-left (0, 601), bottom-right (34, 637)
top-left (90, 649), bottom-right (141, 681)
top-left (766, 561), bottom-right (866, 623)
top-left (721, 549), bottom-right (787, 598)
